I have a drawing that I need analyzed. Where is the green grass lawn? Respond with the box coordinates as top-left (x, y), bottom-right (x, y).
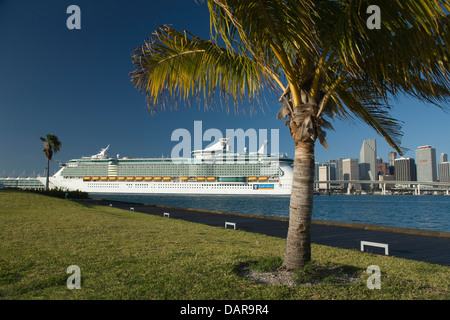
top-left (0, 190), bottom-right (448, 300)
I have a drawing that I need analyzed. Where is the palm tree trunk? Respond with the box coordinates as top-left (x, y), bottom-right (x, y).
top-left (46, 158), bottom-right (50, 191)
top-left (282, 140), bottom-right (315, 270)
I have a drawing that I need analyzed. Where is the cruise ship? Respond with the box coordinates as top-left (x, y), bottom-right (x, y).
top-left (39, 139), bottom-right (293, 195)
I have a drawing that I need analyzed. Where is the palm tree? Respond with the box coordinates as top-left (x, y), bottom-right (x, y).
top-left (130, 0), bottom-right (450, 270)
top-left (40, 134), bottom-right (62, 191)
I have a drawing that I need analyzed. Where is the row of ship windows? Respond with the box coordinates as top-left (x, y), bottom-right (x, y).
top-left (63, 166), bottom-right (277, 174)
top-left (75, 162), bottom-right (272, 166)
top-left (85, 183), bottom-right (290, 189)
top-left (67, 165), bottom-right (273, 171)
top-left (87, 183), bottom-right (258, 188)
top-left (65, 173), bottom-right (278, 178)
top-left (84, 183), bottom-right (278, 190)
top-left (85, 185), bottom-right (290, 190)
top-left (65, 169), bottom-right (276, 174)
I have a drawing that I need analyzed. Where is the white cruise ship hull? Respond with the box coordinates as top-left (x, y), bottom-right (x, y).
top-left (48, 176), bottom-right (292, 195)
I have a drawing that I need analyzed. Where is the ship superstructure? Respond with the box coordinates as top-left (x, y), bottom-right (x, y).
top-left (47, 139), bottom-right (293, 195)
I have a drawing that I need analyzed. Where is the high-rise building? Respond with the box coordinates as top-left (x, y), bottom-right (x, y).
top-left (314, 162), bottom-right (327, 178)
top-left (388, 151), bottom-right (397, 175)
top-left (388, 152), bottom-right (397, 166)
top-left (440, 153), bottom-right (448, 163)
top-left (338, 158), bottom-right (344, 180)
top-left (343, 158), bottom-right (360, 190)
top-left (343, 159), bottom-right (359, 180)
top-left (377, 161), bottom-right (389, 177)
top-left (314, 162), bottom-right (329, 189)
top-left (327, 161), bottom-right (337, 181)
top-left (394, 158), bottom-right (417, 182)
top-left (416, 146), bottom-right (437, 182)
top-left (318, 166), bottom-right (330, 189)
top-left (438, 162), bottom-right (450, 183)
top-left (360, 139), bottom-right (377, 180)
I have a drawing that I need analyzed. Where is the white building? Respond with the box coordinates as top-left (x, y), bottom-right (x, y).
top-left (318, 166), bottom-right (330, 190)
top-left (416, 146), bottom-right (437, 182)
top-left (360, 139), bottom-right (377, 180)
top-left (343, 158), bottom-right (360, 190)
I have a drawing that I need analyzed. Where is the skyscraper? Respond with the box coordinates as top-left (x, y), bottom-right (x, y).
top-left (377, 160), bottom-right (389, 177)
top-left (438, 162), bottom-right (450, 183)
top-left (314, 162), bottom-right (329, 189)
top-left (327, 160), bottom-right (337, 180)
top-left (416, 146), bottom-right (437, 182)
top-left (328, 159), bottom-right (343, 187)
top-left (338, 158), bottom-right (344, 180)
top-left (343, 159), bottom-right (359, 180)
top-left (439, 154), bottom-right (449, 183)
top-left (318, 166), bottom-right (330, 189)
top-left (388, 152), bottom-right (397, 166)
top-left (343, 158), bottom-right (360, 190)
top-left (394, 158), bottom-right (417, 182)
top-left (360, 139), bottom-right (377, 180)
top-left (388, 151), bottom-right (397, 175)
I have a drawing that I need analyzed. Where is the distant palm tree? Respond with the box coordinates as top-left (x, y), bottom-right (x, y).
top-left (130, 0), bottom-right (450, 270)
top-left (40, 134), bottom-right (62, 190)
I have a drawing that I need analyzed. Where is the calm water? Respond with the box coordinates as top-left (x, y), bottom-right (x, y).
top-left (91, 193), bottom-right (450, 233)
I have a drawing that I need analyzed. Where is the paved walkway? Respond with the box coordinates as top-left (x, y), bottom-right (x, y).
top-left (79, 198), bottom-right (450, 267)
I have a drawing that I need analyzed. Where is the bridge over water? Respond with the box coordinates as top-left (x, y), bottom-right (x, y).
top-left (315, 179), bottom-right (450, 195)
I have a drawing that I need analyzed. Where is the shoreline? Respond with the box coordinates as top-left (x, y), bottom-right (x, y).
top-left (87, 197), bottom-right (450, 239)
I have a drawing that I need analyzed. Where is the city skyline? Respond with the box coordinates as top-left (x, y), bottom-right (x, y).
top-left (315, 140), bottom-right (450, 184)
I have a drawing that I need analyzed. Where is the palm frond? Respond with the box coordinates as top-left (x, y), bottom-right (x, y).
top-left (361, 13), bottom-right (450, 108)
top-left (47, 134), bottom-right (62, 153)
top-left (205, 0), bottom-right (316, 57)
top-left (306, 0), bottom-right (450, 154)
top-left (130, 25), bottom-right (277, 113)
top-left (40, 134), bottom-right (62, 161)
top-left (315, 0), bottom-right (450, 107)
top-left (333, 83), bottom-right (407, 155)
top-left (203, 0), bottom-right (317, 102)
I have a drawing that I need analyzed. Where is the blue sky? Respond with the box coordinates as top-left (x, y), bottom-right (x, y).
top-left (1, 0), bottom-right (449, 176)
